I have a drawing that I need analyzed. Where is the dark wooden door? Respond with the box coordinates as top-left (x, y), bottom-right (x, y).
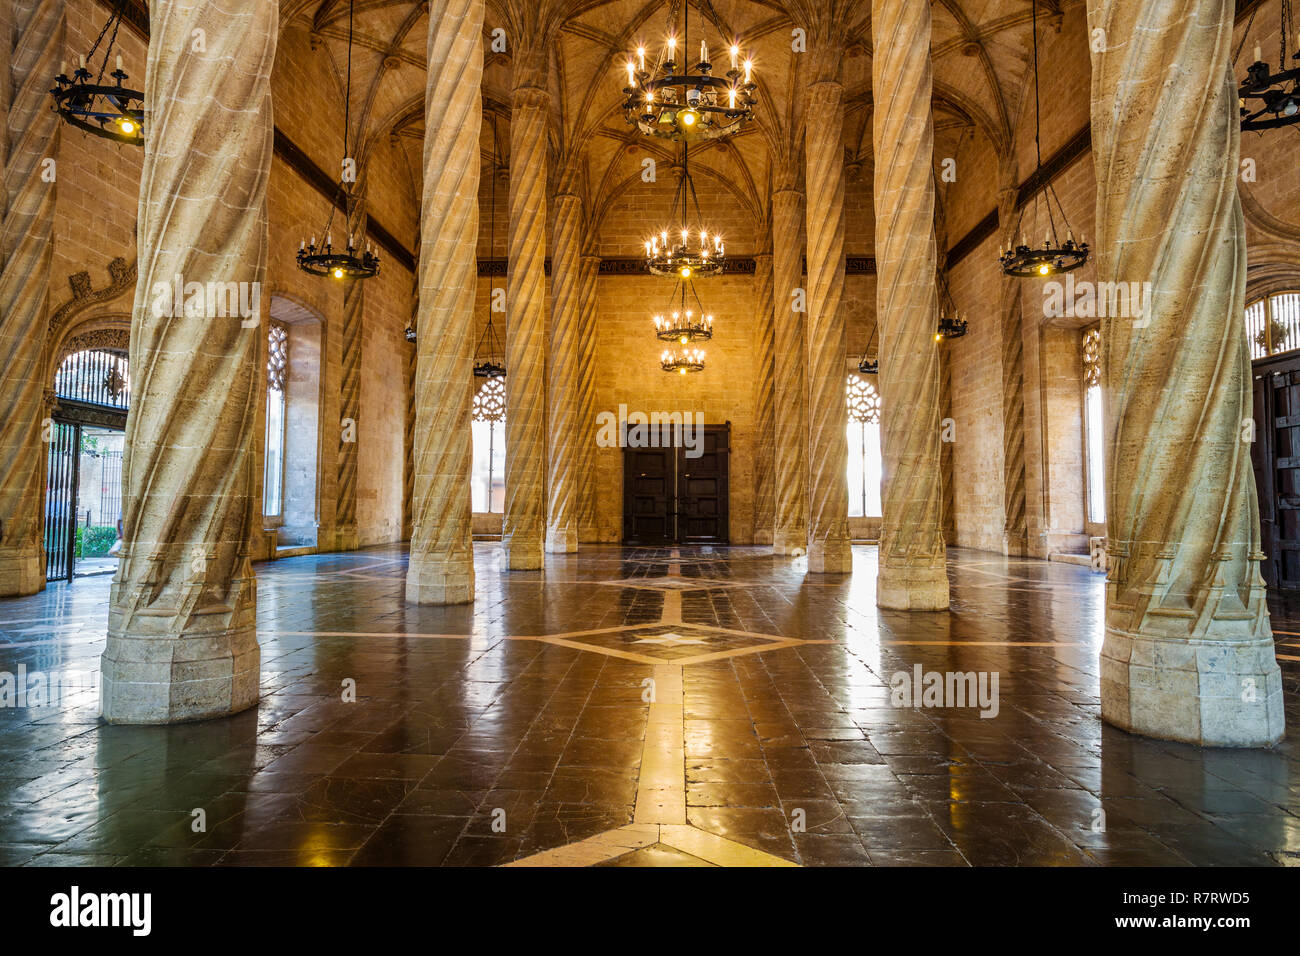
top-left (1252, 355), bottom-right (1300, 588)
top-left (623, 446), bottom-right (675, 544)
top-left (621, 423), bottom-right (730, 544)
top-left (677, 425), bottom-right (730, 544)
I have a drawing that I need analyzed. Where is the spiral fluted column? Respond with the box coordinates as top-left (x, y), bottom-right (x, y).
top-left (503, 53), bottom-right (548, 570)
top-left (577, 252), bottom-right (600, 542)
top-left (546, 192), bottom-right (583, 553)
top-left (996, 181), bottom-right (1029, 557)
top-left (872, 0), bottom-right (949, 610)
top-left (751, 252), bottom-right (775, 546)
top-left (772, 186), bottom-right (807, 555)
top-left (334, 192), bottom-right (365, 551)
top-left (101, 0), bottom-right (276, 722)
top-left (405, 0), bottom-right (482, 605)
top-left (1089, 0), bottom-right (1283, 745)
top-left (804, 66), bottom-right (852, 573)
top-left (0, 0), bottom-right (61, 597)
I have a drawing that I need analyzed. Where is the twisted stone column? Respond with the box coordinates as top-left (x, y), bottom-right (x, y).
top-left (503, 52), bottom-right (548, 570)
top-left (546, 192), bottom-right (582, 553)
top-left (1089, 0), bottom-right (1283, 745)
top-left (405, 0), bottom-right (481, 605)
top-left (804, 65), bottom-right (852, 573)
top-left (577, 252), bottom-right (600, 542)
top-left (334, 192), bottom-right (365, 551)
top-left (996, 181), bottom-right (1028, 556)
top-left (101, 0), bottom-right (276, 723)
top-left (751, 252), bottom-right (775, 545)
top-left (771, 186), bottom-right (807, 555)
top-left (872, 0), bottom-right (949, 609)
top-left (402, 271), bottom-right (417, 541)
top-left (0, 0), bottom-right (62, 598)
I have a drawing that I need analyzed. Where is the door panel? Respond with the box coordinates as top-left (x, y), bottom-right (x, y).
top-left (677, 426), bottom-right (729, 544)
top-left (622, 423), bottom-right (730, 544)
top-left (623, 447), bottom-right (675, 544)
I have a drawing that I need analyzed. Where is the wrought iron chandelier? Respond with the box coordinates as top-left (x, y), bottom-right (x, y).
top-left (646, 144), bottom-right (725, 278)
top-left (652, 280), bottom-right (714, 345)
top-left (1238, 0), bottom-right (1300, 131)
top-left (857, 325), bottom-right (878, 375)
top-left (936, 310), bottom-right (968, 341)
top-left (998, 0), bottom-right (1088, 279)
top-left (661, 347), bottom-right (707, 375)
top-left (297, 0), bottom-right (379, 281)
top-left (50, 0), bottom-right (143, 146)
top-left (474, 117), bottom-right (506, 378)
top-left (622, 0), bottom-right (755, 143)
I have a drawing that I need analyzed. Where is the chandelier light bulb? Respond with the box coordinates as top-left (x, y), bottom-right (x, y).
top-left (333, 267), bottom-right (344, 279)
top-left (1039, 263), bottom-right (1050, 276)
top-left (119, 118), bottom-right (134, 134)
top-left (681, 266), bottom-right (691, 278)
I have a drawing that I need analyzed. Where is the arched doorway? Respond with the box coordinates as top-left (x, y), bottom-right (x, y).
top-left (45, 347), bottom-right (130, 582)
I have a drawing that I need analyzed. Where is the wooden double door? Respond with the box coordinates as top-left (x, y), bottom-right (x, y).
top-left (622, 423), bottom-right (729, 545)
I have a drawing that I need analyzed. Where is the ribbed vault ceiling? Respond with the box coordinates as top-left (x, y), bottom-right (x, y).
top-left (281, 0), bottom-right (1069, 238)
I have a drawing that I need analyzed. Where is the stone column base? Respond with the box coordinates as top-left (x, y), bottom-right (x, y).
top-left (406, 552), bottom-right (474, 605)
top-left (773, 529), bottom-right (807, 556)
top-left (753, 530), bottom-right (774, 546)
top-left (877, 565), bottom-right (950, 610)
top-left (545, 527), bottom-right (577, 554)
top-left (0, 547), bottom-right (44, 598)
top-left (333, 525), bottom-right (359, 552)
top-left (101, 603), bottom-right (260, 724)
top-left (504, 534), bottom-right (543, 570)
top-left (1101, 626), bottom-right (1285, 747)
top-left (808, 537), bottom-right (852, 573)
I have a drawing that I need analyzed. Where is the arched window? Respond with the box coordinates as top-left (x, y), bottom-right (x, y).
top-left (54, 348), bottom-right (130, 410)
top-left (263, 322), bottom-right (288, 518)
top-left (846, 374), bottom-right (882, 518)
top-left (1083, 327), bottom-right (1105, 525)
top-left (472, 378), bottom-right (506, 513)
top-left (1246, 291), bottom-right (1300, 359)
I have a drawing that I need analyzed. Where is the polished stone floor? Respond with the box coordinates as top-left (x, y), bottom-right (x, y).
top-left (0, 544), bottom-right (1298, 866)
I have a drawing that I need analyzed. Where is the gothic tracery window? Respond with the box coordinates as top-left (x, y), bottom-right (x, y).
top-left (264, 323), bottom-right (288, 518)
top-left (471, 378), bottom-right (506, 513)
top-left (1083, 327), bottom-right (1105, 525)
top-left (846, 374), bottom-right (882, 518)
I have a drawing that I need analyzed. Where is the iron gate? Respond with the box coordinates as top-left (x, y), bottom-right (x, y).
top-left (44, 421), bottom-right (79, 583)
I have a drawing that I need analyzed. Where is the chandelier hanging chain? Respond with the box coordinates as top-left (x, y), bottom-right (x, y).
top-left (297, 0), bottom-right (379, 280)
top-left (89, 2), bottom-right (125, 86)
top-left (998, 0), bottom-right (1088, 278)
top-left (474, 114), bottom-right (506, 376)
